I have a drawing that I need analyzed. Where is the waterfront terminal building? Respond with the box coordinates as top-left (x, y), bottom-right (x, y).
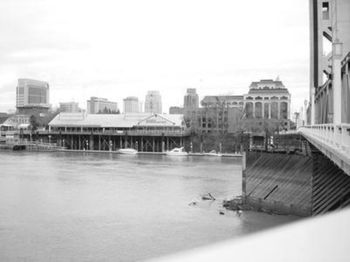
top-left (47, 112), bottom-right (188, 151)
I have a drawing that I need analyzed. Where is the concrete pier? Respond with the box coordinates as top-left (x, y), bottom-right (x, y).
top-left (242, 135), bottom-right (350, 216)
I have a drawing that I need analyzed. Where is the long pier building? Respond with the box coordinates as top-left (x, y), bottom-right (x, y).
top-left (44, 112), bottom-right (189, 152)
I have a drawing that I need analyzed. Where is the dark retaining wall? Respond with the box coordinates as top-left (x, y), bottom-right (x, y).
top-left (243, 145), bottom-right (350, 216)
top-left (243, 151), bottom-right (313, 216)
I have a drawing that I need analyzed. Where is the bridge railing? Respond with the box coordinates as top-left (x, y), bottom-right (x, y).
top-left (299, 124), bottom-right (350, 156)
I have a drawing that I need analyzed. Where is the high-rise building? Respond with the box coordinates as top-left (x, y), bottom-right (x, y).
top-left (123, 96), bottom-right (142, 113)
top-left (183, 88), bottom-right (199, 111)
top-left (87, 97), bottom-right (118, 114)
top-left (59, 102), bottom-right (81, 113)
top-left (144, 91), bottom-right (162, 114)
top-left (16, 79), bottom-right (50, 113)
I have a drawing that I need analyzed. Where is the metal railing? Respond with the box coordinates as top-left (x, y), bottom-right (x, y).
top-left (2, 129), bottom-right (191, 137)
top-left (299, 124), bottom-right (350, 157)
top-left (47, 129), bottom-right (190, 136)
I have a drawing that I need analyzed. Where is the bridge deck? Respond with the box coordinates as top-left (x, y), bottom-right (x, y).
top-left (299, 124), bottom-right (350, 176)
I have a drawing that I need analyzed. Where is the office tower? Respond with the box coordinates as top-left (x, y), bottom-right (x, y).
top-left (123, 96), bottom-right (141, 113)
top-left (183, 88), bottom-right (199, 111)
top-left (59, 102), bottom-right (81, 113)
top-left (16, 78), bottom-right (50, 112)
top-left (87, 97), bottom-right (118, 114)
top-left (144, 90), bottom-right (162, 114)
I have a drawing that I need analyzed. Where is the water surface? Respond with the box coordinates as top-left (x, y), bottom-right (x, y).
top-left (0, 152), bottom-right (297, 261)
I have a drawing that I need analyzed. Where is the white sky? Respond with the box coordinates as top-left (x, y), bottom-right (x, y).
top-left (0, 0), bottom-right (310, 114)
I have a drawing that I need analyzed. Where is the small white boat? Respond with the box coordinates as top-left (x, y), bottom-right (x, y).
top-left (165, 147), bottom-right (188, 156)
top-left (118, 148), bottom-right (138, 154)
top-left (204, 150), bottom-right (222, 157)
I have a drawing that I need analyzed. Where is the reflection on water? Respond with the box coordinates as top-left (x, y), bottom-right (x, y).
top-left (0, 152), bottom-right (297, 261)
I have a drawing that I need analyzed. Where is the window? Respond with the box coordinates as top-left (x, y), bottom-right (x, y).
top-left (322, 2), bottom-right (329, 20)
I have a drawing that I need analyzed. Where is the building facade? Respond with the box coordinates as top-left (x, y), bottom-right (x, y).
top-left (191, 107), bottom-right (242, 134)
top-left (59, 102), bottom-right (81, 113)
top-left (144, 91), bottom-right (162, 114)
top-left (87, 97), bottom-right (118, 114)
top-left (16, 79), bottom-right (50, 113)
top-left (1, 114), bottom-right (31, 130)
top-left (201, 95), bottom-right (244, 109)
top-left (47, 113), bottom-right (188, 152)
top-left (123, 96), bottom-right (141, 113)
top-left (243, 79), bottom-right (291, 120)
top-left (169, 106), bottom-right (184, 114)
top-left (183, 88), bottom-right (199, 111)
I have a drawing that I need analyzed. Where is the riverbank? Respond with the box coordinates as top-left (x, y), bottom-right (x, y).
top-left (0, 145), bottom-right (242, 157)
top-left (58, 149), bottom-right (242, 157)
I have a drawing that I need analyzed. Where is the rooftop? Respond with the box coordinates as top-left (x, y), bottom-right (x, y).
top-left (249, 79), bottom-right (286, 90)
top-left (49, 113), bottom-right (185, 128)
top-left (247, 88), bottom-right (290, 94)
top-left (18, 78), bottom-right (49, 88)
top-left (201, 95), bottom-right (244, 104)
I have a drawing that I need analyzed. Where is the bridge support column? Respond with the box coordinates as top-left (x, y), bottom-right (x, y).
top-left (311, 88), bottom-right (315, 125)
top-left (124, 136), bottom-right (128, 148)
top-left (332, 40), bottom-right (343, 125)
top-left (89, 135), bottom-right (94, 150)
top-left (70, 136), bottom-right (73, 149)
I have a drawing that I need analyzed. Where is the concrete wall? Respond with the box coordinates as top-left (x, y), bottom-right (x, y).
top-left (244, 151), bottom-right (313, 216)
top-left (244, 140), bottom-right (350, 216)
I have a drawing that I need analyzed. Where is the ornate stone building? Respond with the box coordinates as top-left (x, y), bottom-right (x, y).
top-left (243, 79), bottom-right (291, 120)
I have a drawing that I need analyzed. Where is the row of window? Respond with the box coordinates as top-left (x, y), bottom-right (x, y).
top-left (245, 96), bottom-right (289, 100)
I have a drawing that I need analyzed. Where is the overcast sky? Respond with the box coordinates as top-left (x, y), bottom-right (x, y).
top-left (0, 0), bottom-right (309, 114)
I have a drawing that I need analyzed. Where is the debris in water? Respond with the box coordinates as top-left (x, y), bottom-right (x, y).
top-left (202, 193), bottom-right (216, 201)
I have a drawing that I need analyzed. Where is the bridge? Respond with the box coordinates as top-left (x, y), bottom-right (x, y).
top-left (299, 0), bottom-right (350, 177)
top-left (240, 0), bottom-right (350, 217)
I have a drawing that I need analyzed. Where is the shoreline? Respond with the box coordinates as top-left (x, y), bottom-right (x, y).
top-left (57, 149), bottom-right (243, 157)
top-left (0, 146), bottom-right (242, 157)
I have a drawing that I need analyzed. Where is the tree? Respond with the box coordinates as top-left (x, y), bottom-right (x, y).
top-left (29, 115), bottom-right (40, 141)
top-left (237, 118), bottom-right (286, 150)
top-left (29, 115), bottom-right (39, 132)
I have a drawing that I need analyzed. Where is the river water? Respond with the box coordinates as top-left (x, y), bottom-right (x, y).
top-left (0, 151), bottom-right (297, 261)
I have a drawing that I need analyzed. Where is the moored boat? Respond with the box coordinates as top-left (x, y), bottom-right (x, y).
top-left (165, 147), bottom-right (188, 156)
top-left (118, 148), bottom-right (138, 154)
top-left (204, 150), bottom-right (222, 157)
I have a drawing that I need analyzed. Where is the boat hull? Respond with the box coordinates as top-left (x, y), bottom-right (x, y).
top-left (165, 152), bottom-right (189, 156)
top-left (118, 148), bottom-right (138, 155)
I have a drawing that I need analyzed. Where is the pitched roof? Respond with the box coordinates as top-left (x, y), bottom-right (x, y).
top-left (49, 113), bottom-right (184, 128)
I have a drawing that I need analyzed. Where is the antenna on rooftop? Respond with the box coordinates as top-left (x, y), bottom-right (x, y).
top-left (275, 75), bottom-right (280, 81)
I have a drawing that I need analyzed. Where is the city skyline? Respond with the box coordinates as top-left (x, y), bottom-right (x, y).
top-left (0, 0), bottom-right (309, 114)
